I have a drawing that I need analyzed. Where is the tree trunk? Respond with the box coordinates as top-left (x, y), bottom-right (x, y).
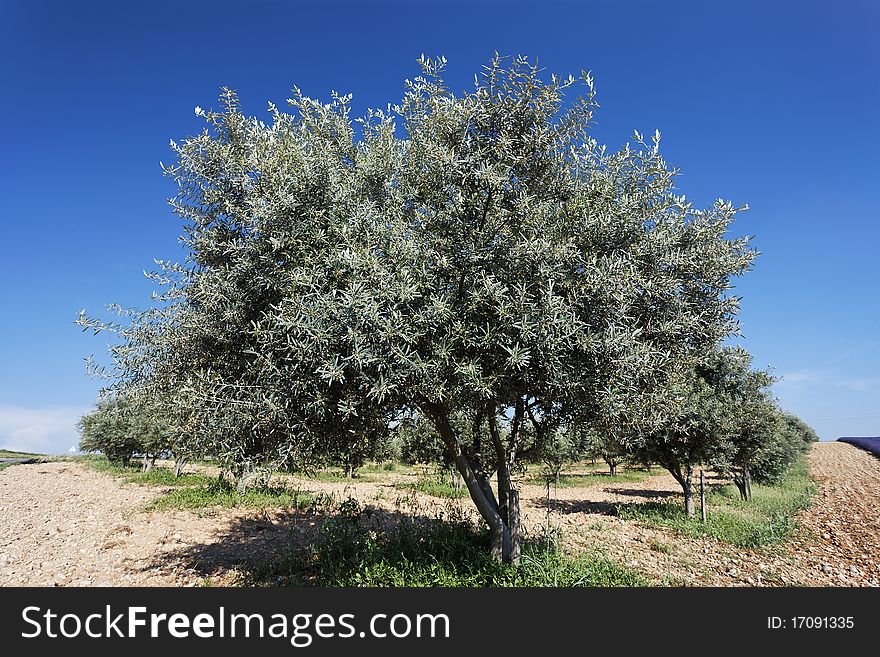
top-left (426, 404), bottom-right (508, 562)
top-left (683, 465), bottom-right (695, 517)
top-left (508, 489), bottom-right (521, 565)
top-left (489, 410), bottom-right (520, 563)
top-left (743, 463), bottom-right (752, 502)
top-left (174, 456), bottom-right (188, 478)
top-left (700, 469), bottom-right (707, 522)
top-left (733, 475), bottom-right (747, 501)
top-left (141, 454), bottom-right (155, 472)
top-left (609, 462), bottom-right (617, 476)
top-left (236, 465), bottom-right (258, 494)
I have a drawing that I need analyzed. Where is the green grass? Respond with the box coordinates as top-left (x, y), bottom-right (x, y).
top-left (526, 467), bottom-right (654, 488)
top-left (358, 462), bottom-right (412, 475)
top-left (291, 469), bottom-right (377, 483)
top-left (618, 458), bottom-right (815, 548)
top-left (396, 477), bottom-right (469, 499)
top-left (81, 455), bottom-right (214, 487)
top-left (147, 479), bottom-right (316, 511)
top-left (0, 449), bottom-right (44, 458)
top-left (239, 500), bottom-right (647, 587)
top-left (81, 456), bottom-right (315, 511)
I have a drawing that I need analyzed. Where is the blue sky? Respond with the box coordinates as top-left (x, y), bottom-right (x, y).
top-left (1, 0), bottom-right (877, 453)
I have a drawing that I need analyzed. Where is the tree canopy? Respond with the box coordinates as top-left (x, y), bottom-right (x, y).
top-left (79, 55), bottom-right (778, 562)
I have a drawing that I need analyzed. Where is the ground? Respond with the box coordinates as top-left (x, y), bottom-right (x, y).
top-left (0, 442), bottom-right (877, 587)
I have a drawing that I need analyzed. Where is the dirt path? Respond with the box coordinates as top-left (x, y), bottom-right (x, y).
top-left (0, 442), bottom-right (877, 586)
top-left (784, 442), bottom-right (880, 585)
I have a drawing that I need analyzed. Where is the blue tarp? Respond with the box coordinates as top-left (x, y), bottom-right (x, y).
top-left (837, 436), bottom-right (880, 458)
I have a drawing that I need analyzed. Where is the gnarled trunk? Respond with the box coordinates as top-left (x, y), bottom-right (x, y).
top-left (425, 401), bottom-right (523, 564)
top-left (235, 463), bottom-right (258, 493)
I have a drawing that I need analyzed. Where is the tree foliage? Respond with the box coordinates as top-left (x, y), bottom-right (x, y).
top-left (78, 395), bottom-right (170, 468)
top-left (751, 411), bottom-right (818, 485)
top-left (79, 55), bottom-right (759, 561)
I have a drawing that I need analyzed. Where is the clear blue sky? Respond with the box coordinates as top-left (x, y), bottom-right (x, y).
top-left (1, 0), bottom-right (877, 453)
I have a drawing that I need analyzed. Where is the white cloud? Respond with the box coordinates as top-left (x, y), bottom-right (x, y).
top-left (833, 378), bottom-right (880, 393)
top-left (776, 370), bottom-right (826, 386)
top-left (0, 405), bottom-right (89, 455)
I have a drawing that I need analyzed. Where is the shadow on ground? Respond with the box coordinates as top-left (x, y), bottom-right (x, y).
top-left (604, 488), bottom-right (679, 500)
top-left (142, 510), bottom-right (320, 582)
top-left (140, 505), bottom-right (483, 585)
top-left (533, 498), bottom-right (620, 516)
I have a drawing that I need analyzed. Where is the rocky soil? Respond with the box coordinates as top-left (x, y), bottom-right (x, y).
top-left (0, 442), bottom-right (876, 587)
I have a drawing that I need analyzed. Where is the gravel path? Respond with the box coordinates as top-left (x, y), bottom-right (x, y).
top-left (0, 441), bottom-right (877, 586)
top-left (785, 442), bottom-right (880, 586)
top-left (0, 461), bottom-right (159, 586)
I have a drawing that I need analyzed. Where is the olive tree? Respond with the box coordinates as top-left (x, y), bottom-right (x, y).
top-left (583, 425), bottom-right (631, 476)
top-left (80, 55), bottom-right (754, 562)
top-left (750, 410), bottom-right (818, 484)
top-left (288, 56), bottom-right (754, 560)
top-left (533, 424), bottom-right (586, 484)
top-left (77, 394), bottom-right (169, 468)
top-left (706, 348), bottom-right (778, 500)
top-left (631, 363), bottom-right (730, 516)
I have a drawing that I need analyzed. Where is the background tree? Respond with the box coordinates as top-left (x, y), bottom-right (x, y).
top-left (533, 422), bottom-right (586, 485)
top-left (631, 364), bottom-right (728, 516)
top-left (706, 348), bottom-right (779, 500)
top-left (77, 394), bottom-right (169, 468)
top-left (583, 425), bottom-right (630, 476)
top-left (750, 411), bottom-right (818, 485)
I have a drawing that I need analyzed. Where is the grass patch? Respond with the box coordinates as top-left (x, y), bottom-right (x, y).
top-left (81, 456), bottom-right (214, 487)
top-left (147, 479), bottom-right (316, 511)
top-left (358, 462), bottom-right (412, 475)
top-left (0, 449), bottom-right (44, 459)
top-left (240, 501), bottom-right (647, 587)
top-left (397, 477), bottom-right (469, 499)
top-left (526, 468), bottom-right (654, 488)
top-left (81, 456), bottom-right (315, 511)
top-left (619, 458), bottom-right (815, 548)
top-left (291, 469), bottom-right (377, 483)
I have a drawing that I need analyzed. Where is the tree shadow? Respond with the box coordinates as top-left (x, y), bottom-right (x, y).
top-left (140, 504), bottom-right (492, 585)
top-left (143, 510), bottom-right (322, 581)
top-left (604, 488), bottom-right (679, 500)
top-left (532, 498), bottom-right (620, 516)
